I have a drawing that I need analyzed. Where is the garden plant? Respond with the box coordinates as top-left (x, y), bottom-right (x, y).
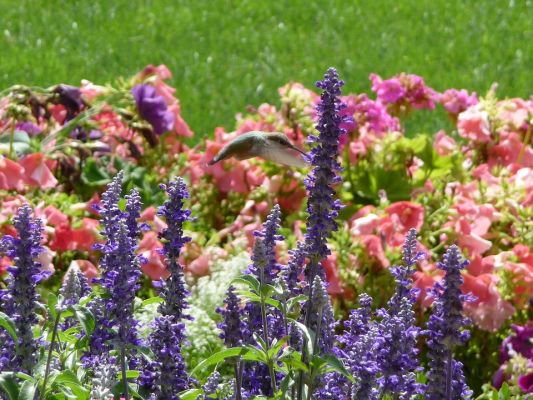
top-left (0, 65), bottom-right (531, 399)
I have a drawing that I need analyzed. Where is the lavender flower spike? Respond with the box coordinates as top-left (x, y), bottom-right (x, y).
top-left (157, 177), bottom-right (192, 319)
top-left (140, 178), bottom-right (192, 397)
top-left (427, 245), bottom-right (473, 400)
top-left (303, 67), bottom-right (351, 285)
top-left (217, 286), bottom-right (245, 348)
top-left (0, 204), bottom-right (48, 373)
top-left (375, 229), bottom-right (424, 398)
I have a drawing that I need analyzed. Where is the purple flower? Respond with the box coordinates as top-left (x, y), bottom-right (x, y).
top-left (15, 121), bottom-right (41, 136)
top-left (499, 324), bottom-right (533, 363)
top-left (282, 242), bottom-right (306, 296)
top-left (58, 264), bottom-right (91, 312)
top-left (54, 84), bottom-right (84, 121)
top-left (141, 316), bottom-right (190, 399)
top-left (337, 294), bottom-right (379, 400)
top-left (310, 276), bottom-right (336, 354)
top-left (248, 204), bottom-right (283, 284)
top-left (84, 174), bottom-right (142, 368)
top-left (0, 204), bottom-right (48, 373)
top-left (217, 286), bottom-right (245, 348)
top-left (156, 178), bottom-right (192, 320)
top-left (518, 372), bottom-right (533, 393)
top-left (370, 74), bottom-right (406, 104)
top-left (303, 67), bottom-right (350, 286)
top-left (132, 84), bottom-right (175, 135)
top-left (426, 245), bottom-right (472, 399)
top-left (374, 229), bottom-right (424, 398)
top-left (140, 178), bottom-right (193, 397)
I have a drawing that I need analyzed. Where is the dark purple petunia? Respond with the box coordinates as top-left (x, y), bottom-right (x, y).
top-left (54, 84), bottom-right (84, 121)
top-left (132, 84), bottom-right (175, 135)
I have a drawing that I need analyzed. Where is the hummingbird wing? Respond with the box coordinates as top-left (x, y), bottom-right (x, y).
top-left (259, 145), bottom-right (308, 168)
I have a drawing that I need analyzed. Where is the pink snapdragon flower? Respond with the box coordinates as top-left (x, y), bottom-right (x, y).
top-left (457, 105), bottom-right (492, 143)
top-left (0, 156), bottom-right (25, 190)
top-left (18, 153), bottom-right (58, 189)
top-left (433, 130), bottom-right (457, 156)
top-left (439, 89), bottom-right (478, 115)
top-left (370, 73), bottom-right (437, 110)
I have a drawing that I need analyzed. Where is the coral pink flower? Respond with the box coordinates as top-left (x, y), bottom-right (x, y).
top-left (467, 253), bottom-right (495, 276)
top-left (0, 256), bottom-right (10, 276)
top-left (0, 156), bottom-right (25, 191)
top-left (361, 234), bottom-right (390, 268)
top-left (49, 104), bottom-right (67, 124)
top-left (350, 213), bottom-right (380, 236)
top-left (80, 79), bottom-right (107, 102)
top-left (138, 231), bottom-right (168, 280)
top-left (488, 131), bottom-right (533, 168)
top-left (433, 130), bottom-right (457, 156)
top-left (187, 254), bottom-right (210, 277)
top-left (37, 205), bottom-right (69, 227)
top-left (462, 273), bottom-right (515, 331)
top-left (18, 153), bottom-right (58, 189)
top-left (496, 98), bottom-right (532, 131)
top-left (413, 270), bottom-right (439, 308)
top-left (70, 259), bottom-right (98, 282)
top-left (457, 105), bottom-right (491, 143)
top-left (385, 201), bottom-right (425, 232)
top-left (50, 218), bottom-right (99, 253)
top-left (322, 253), bottom-right (343, 295)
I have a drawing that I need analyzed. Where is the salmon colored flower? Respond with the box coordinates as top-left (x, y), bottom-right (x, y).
top-left (434, 130), bottom-right (457, 156)
top-left (18, 153), bottom-right (58, 189)
top-left (457, 105), bottom-right (491, 143)
top-left (462, 273), bottom-right (515, 331)
top-left (70, 259), bottom-right (98, 282)
top-left (0, 157), bottom-right (25, 191)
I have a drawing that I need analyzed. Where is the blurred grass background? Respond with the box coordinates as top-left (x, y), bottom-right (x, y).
top-left (0, 0), bottom-right (531, 138)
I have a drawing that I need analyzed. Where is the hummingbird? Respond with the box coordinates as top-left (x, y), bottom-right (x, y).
top-left (207, 131), bottom-right (308, 168)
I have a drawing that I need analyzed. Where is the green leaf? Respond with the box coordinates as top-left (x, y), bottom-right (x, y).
top-left (0, 312), bottom-right (18, 345)
top-left (178, 388), bottom-right (203, 400)
top-left (47, 292), bottom-right (59, 320)
top-left (117, 370), bottom-right (140, 380)
top-left (0, 372), bottom-right (19, 400)
top-left (18, 380), bottom-right (36, 400)
top-left (499, 383), bottom-right (510, 400)
top-left (267, 336), bottom-right (289, 359)
top-left (73, 306), bottom-right (95, 336)
top-left (140, 296), bottom-right (164, 308)
top-left (0, 130), bottom-right (31, 155)
top-left (237, 290), bottom-right (281, 309)
top-left (232, 275), bottom-right (260, 291)
top-left (278, 349), bottom-right (308, 372)
top-left (189, 347), bottom-right (250, 376)
top-left (81, 158), bottom-right (111, 186)
top-left (313, 354), bottom-right (352, 381)
top-left (290, 320), bottom-right (313, 357)
top-left (286, 295), bottom-right (307, 312)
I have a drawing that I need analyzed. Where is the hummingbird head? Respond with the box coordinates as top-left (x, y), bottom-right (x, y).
top-left (264, 132), bottom-right (307, 156)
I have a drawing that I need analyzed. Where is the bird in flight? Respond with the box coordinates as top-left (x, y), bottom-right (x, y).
top-left (207, 131), bottom-right (308, 168)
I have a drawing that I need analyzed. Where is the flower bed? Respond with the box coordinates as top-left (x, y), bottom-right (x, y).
top-left (0, 65), bottom-right (531, 399)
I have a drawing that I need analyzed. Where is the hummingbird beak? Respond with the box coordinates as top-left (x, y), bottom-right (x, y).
top-left (289, 144), bottom-right (308, 158)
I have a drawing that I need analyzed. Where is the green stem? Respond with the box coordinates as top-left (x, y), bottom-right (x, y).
top-left (120, 343), bottom-right (129, 400)
top-left (234, 360), bottom-right (242, 400)
top-left (40, 312), bottom-right (61, 399)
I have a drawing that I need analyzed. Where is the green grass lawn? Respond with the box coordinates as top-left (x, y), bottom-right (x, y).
top-left (0, 0), bottom-right (531, 137)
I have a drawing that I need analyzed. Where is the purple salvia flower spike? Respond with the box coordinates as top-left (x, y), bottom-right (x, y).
top-left (303, 67), bottom-right (350, 286)
top-left (217, 286), bottom-right (245, 348)
top-left (140, 177), bottom-right (192, 397)
top-left (0, 204), bottom-right (47, 373)
top-left (375, 229), bottom-right (424, 398)
top-left (426, 245), bottom-right (473, 399)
